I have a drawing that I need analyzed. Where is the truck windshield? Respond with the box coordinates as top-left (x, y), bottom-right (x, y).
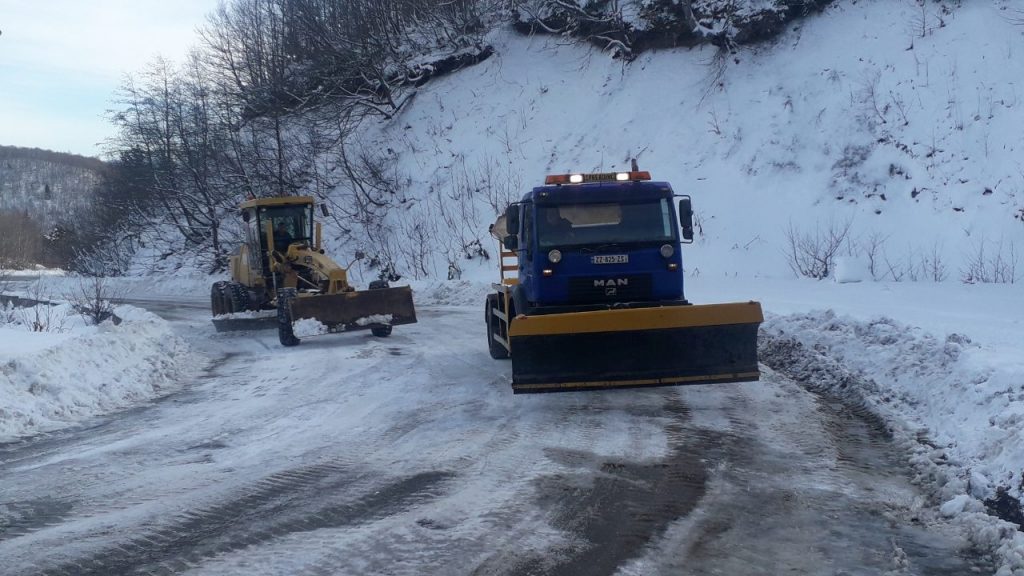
top-left (536, 199), bottom-right (675, 249)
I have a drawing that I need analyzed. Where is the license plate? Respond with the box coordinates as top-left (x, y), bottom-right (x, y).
top-left (591, 255), bottom-right (628, 264)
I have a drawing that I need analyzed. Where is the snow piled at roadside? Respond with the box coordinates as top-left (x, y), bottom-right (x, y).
top-left (0, 304), bottom-right (203, 442)
top-left (760, 311), bottom-right (1024, 575)
top-left (408, 279), bottom-right (492, 307)
top-left (19, 273), bottom-right (216, 303)
top-left (3, 267), bottom-right (66, 277)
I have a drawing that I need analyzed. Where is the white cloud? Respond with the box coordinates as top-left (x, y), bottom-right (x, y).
top-left (0, 0), bottom-right (214, 156)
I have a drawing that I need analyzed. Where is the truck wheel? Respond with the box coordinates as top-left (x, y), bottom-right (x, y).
top-left (486, 294), bottom-right (509, 359)
top-left (228, 282), bottom-right (250, 312)
top-left (277, 288), bottom-right (300, 347)
top-left (368, 280), bottom-right (393, 337)
top-left (211, 281), bottom-right (229, 316)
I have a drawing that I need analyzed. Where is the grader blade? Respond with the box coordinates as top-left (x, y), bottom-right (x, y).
top-left (289, 286), bottom-right (417, 331)
top-left (508, 302), bottom-right (763, 393)
top-left (211, 314), bottom-right (278, 333)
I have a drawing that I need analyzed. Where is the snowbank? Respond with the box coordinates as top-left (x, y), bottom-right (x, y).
top-left (2, 267), bottom-right (66, 277)
top-left (0, 303), bottom-right (202, 442)
top-left (20, 273), bottom-right (214, 302)
top-left (760, 310), bottom-right (1024, 574)
top-left (408, 278), bottom-right (492, 308)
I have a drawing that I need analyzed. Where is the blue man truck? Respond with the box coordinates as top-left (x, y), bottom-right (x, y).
top-left (486, 168), bottom-right (763, 393)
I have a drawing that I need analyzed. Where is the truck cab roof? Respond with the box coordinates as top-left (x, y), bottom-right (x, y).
top-left (524, 181), bottom-right (675, 205)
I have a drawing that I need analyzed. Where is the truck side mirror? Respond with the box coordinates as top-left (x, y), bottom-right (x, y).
top-left (503, 235), bottom-right (519, 251)
top-left (241, 210), bottom-right (250, 223)
top-left (505, 204), bottom-right (521, 235)
top-left (320, 204), bottom-right (330, 217)
top-left (678, 197), bottom-right (694, 243)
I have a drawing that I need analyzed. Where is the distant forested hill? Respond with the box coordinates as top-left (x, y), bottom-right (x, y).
top-left (0, 145), bottom-right (105, 230)
top-left (0, 146), bottom-right (107, 268)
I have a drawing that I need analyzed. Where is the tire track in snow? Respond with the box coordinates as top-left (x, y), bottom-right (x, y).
top-left (488, 393), bottom-right (713, 576)
top-left (30, 463), bottom-right (455, 576)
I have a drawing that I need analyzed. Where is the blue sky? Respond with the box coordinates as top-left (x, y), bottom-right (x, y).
top-left (0, 0), bottom-right (214, 158)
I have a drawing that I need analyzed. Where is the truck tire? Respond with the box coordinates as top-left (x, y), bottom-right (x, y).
top-left (486, 294), bottom-right (509, 359)
top-left (228, 282), bottom-right (250, 312)
top-left (277, 288), bottom-right (300, 347)
top-left (211, 281), bottom-right (229, 316)
top-left (367, 280), bottom-right (393, 337)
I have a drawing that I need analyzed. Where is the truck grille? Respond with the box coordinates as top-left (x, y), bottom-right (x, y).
top-left (567, 274), bottom-right (652, 303)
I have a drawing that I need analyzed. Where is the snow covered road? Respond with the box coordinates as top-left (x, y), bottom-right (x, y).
top-left (0, 298), bottom-right (994, 575)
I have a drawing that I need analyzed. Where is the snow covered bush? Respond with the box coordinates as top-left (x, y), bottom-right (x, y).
top-left (4, 282), bottom-right (68, 333)
top-left (64, 276), bottom-right (125, 326)
top-left (17, 303), bottom-right (69, 333)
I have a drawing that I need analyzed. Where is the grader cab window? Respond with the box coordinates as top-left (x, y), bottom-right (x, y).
top-left (259, 205), bottom-right (313, 252)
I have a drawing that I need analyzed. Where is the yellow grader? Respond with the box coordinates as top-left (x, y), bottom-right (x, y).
top-left (211, 196), bottom-right (416, 345)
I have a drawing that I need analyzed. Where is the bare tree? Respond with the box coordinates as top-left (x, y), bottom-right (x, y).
top-left (860, 231), bottom-right (889, 280)
top-left (98, 0), bottom-right (493, 278)
top-left (784, 218), bottom-right (853, 280)
top-left (64, 276), bottom-right (126, 325)
top-left (920, 242), bottom-right (948, 282)
top-left (961, 238), bottom-right (1019, 284)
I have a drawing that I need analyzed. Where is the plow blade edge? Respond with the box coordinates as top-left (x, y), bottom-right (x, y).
top-left (211, 314), bottom-right (278, 332)
top-left (508, 302), bottom-right (763, 393)
top-left (290, 286), bottom-right (417, 330)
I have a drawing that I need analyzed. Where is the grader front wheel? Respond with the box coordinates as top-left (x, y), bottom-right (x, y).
top-left (210, 281), bottom-right (229, 316)
top-left (277, 288), bottom-right (300, 347)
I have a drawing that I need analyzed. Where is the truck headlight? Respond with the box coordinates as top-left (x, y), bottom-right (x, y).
top-left (548, 249), bottom-right (562, 263)
top-left (660, 244), bottom-right (674, 258)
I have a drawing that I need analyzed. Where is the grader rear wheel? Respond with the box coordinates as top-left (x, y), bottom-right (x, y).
top-left (227, 282), bottom-right (250, 312)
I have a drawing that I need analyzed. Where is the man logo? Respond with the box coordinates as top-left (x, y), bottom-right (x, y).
top-left (605, 287), bottom-right (617, 296)
top-left (593, 278), bottom-right (629, 288)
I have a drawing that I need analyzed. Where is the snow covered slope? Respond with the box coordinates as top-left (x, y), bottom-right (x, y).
top-left (343, 0), bottom-right (1022, 283)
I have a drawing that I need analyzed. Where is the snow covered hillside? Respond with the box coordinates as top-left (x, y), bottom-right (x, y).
top-left (337, 0), bottom-right (1022, 284)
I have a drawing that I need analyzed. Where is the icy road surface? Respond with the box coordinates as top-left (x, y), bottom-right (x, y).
top-left (0, 298), bottom-right (992, 575)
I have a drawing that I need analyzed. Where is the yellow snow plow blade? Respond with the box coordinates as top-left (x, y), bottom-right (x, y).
top-left (508, 301), bottom-right (763, 393)
top-left (290, 286), bottom-right (417, 331)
